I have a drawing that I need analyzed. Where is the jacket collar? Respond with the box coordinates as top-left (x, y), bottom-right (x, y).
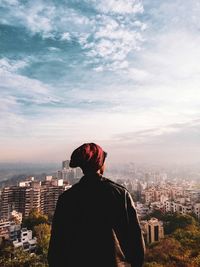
top-left (79, 173), bottom-right (103, 184)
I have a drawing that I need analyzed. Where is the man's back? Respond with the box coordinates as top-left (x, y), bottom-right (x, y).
top-left (48, 174), bottom-right (145, 267)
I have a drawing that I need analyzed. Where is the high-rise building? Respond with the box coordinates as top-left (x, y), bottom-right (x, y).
top-left (58, 166), bottom-right (82, 185)
top-left (40, 179), bottom-right (68, 216)
top-left (62, 160), bottom-right (70, 170)
top-left (0, 181), bottom-right (41, 219)
top-left (56, 159), bottom-right (82, 185)
top-left (75, 167), bottom-right (83, 179)
top-left (23, 185), bottom-right (41, 217)
top-left (0, 180), bottom-right (70, 219)
top-left (0, 187), bottom-right (13, 219)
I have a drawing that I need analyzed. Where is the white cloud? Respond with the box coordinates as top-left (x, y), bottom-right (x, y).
top-left (128, 68), bottom-right (151, 81)
top-left (60, 32), bottom-right (71, 41)
top-left (0, 95), bottom-right (27, 136)
top-left (0, 58), bottom-right (63, 139)
top-left (0, 0), bottom-right (145, 71)
top-left (0, 1), bottom-right (89, 36)
top-left (133, 20), bottom-right (147, 30)
top-left (25, 4), bottom-right (54, 34)
top-left (48, 47), bottom-right (61, 51)
top-left (1, 0), bottom-right (19, 6)
top-left (144, 0), bottom-right (200, 32)
top-left (0, 58), bottom-right (59, 104)
top-left (107, 120), bottom-right (200, 164)
top-left (1, 0), bottom-right (200, 164)
top-left (1, 1), bottom-right (55, 35)
top-left (0, 58), bottom-right (28, 72)
top-left (85, 14), bottom-right (145, 71)
top-left (92, 0), bottom-right (144, 14)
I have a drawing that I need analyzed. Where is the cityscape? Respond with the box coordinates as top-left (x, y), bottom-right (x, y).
top-left (0, 161), bottom-right (200, 266)
top-left (1, 0), bottom-right (200, 266)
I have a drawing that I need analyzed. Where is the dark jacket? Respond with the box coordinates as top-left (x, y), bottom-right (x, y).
top-left (48, 174), bottom-right (145, 267)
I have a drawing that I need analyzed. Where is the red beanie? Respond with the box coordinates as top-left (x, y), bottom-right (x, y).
top-left (69, 143), bottom-right (107, 173)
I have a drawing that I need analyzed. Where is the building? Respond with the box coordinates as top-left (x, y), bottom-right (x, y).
top-left (59, 159), bottom-right (83, 184)
top-left (58, 166), bottom-right (82, 185)
top-left (0, 220), bottom-right (21, 241)
top-left (40, 176), bottom-right (71, 216)
top-left (0, 180), bottom-right (41, 219)
top-left (1, 187), bottom-right (18, 219)
top-left (13, 228), bottom-right (37, 252)
top-left (184, 189), bottom-right (200, 203)
top-left (141, 218), bottom-right (164, 244)
top-left (62, 160), bottom-right (70, 169)
top-left (180, 204), bottom-right (192, 215)
top-left (135, 202), bottom-right (150, 219)
top-left (142, 187), bottom-right (170, 204)
top-left (10, 210), bottom-right (22, 224)
top-left (0, 220), bottom-right (12, 240)
top-left (165, 200), bottom-right (172, 213)
top-left (23, 182), bottom-right (41, 217)
top-left (193, 203), bottom-right (200, 220)
top-left (0, 221), bottom-right (36, 252)
top-left (0, 176), bottom-right (72, 219)
top-left (75, 167), bottom-right (83, 179)
top-left (9, 222), bottom-right (21, 241)
top-left (164, 198), bottom-right (193, 215)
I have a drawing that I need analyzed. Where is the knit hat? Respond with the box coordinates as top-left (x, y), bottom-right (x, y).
top-left (69, 143), bottom-right (107, 173)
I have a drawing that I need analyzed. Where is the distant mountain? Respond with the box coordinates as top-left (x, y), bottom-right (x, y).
top-left (0, 162), bottom-right (60, 186)
top-left (0, 173), bottom-right (55, 188)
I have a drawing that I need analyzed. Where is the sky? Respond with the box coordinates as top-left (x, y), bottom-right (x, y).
top-left (0, 0), bottom-right (200, 165)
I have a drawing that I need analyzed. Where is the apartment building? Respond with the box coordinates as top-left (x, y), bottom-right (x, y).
top-left (0, 176), bottom-right (71, 220)
top-left (0, 181), bottom-right (41, 219)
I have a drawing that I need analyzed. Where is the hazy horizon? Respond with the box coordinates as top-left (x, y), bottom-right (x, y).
top-left (1, 0), bottom-right (200, 164)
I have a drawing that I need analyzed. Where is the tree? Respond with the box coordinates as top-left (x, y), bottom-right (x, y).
top-left (164, 214), bottom-right (197, 234)
top-left (144, 263), bottom-right (164, 267)
top-left (145, 238), bottom-right (182, 262)
top-left (0, 245), bottom-right (43, 267)
top-left (143, 210), bottom-right (164, 221)
top-left (172, 226), bottom-right (200, 254)
top-left (144, 223), bottom-right (200, 267)
top-left (34, 223), bottom-right (51, 258)
top-left (22, 209), bottom-right (49, 233)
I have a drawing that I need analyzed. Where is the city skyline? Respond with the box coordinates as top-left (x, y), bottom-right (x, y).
top-left (0, 0), bottom-right (200, 164)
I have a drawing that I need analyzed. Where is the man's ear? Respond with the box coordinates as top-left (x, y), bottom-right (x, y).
top-left (100, 164), bottom-right (105, 175)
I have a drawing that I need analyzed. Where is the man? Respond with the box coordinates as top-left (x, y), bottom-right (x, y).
top-left (48, 143), bottom-right (145, 267)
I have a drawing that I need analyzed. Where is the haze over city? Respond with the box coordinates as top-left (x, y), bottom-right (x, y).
top-left (1, 0), bottom-right (200, 165)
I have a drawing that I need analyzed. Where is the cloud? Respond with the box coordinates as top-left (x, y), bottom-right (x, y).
top-left (106, 120), bottom-right (200, 164)
top-left (0, 95), bottom-right (27, 137)
top-left (0, 0), bottom-right (55, 36)
top-left (92, 0), bottom-right (144, 14)
top-left (113, 121), bottom-right (196, 144)
top-left (0, 58), bottom-right (28, 72)
top-left (82, 14), bottom-right (145, 70)
top-left (1, 0), bottom-right (200, 164)
top-left (143, 0), bottom-right (200, 32)
top-left (128, 68), bottom-right (151, 81)
top-left (60, 32), bottom-right (71, 41)
top-left (84, 8), bottom-right (145, 70)
top-left (0, 0), bottom-right (145, 71)
top-left (0, 58), bottom-right (61, 138)
top-left (0, 58), bottom-right (59, 105)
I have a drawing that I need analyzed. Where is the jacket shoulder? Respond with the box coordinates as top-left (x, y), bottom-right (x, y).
top-left (101, 177), bottom-right (129, 193)
top-left (57, 183), bottom-right (81, 200)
